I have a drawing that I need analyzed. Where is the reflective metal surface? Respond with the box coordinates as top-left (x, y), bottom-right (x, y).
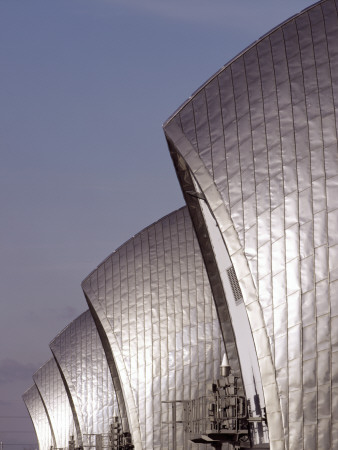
top-left (164, 1), bottom-right (338, 448)
top-left (82, 207), bottom-right (225, 450)
top-left (33, 358), bottom-right (78, 449)
top-left (50, 310), bottom-right (120, 440)
top-left (23, 384), bottom-right (55, 450)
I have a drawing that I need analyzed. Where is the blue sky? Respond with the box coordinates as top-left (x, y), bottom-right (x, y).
top-left (0, 0), bottom-right (315, 447)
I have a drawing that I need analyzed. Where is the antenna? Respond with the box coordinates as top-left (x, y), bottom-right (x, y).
top-left (220, 353), bottom-right (230, 377)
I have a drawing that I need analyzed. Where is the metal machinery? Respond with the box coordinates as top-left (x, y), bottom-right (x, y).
top-left (109, 417), bottom-right (133, 450)
top-left (82, 418), bottom-right (134, 450)
top-left (184, 372), bottom-right (267, 449)
top-left (69, 436), bottom-right (76, 450)
top-left (165, 363), bottom-right (268, 450)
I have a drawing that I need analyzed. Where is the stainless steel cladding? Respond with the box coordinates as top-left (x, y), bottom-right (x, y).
top-left (82, 207), bottom-right (225, 450)
top-left (23, 384), bottom-right (55, 450)
top-left (164, 0), bottom-right (338, 449)
top-left (50, 310), bottom-right (121, 444)
top-left (33, 358), bottom-right (78, 449)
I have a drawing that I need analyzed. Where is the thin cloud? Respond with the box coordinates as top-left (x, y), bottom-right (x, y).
top-left (0, 359), bottom-right (37, 384)
top-left (55, 305), bottom-right (81, 321)
top-left (111, 0), bottom-right (234, 24)
top-left (106, 0), bottom-right (311, 28)
top-left (26, 305), bottom-right (82, 323)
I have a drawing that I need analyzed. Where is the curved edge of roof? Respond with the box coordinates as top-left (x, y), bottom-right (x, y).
top-left (81, 205), bottom-right (186, 285)
top-left (49, 310), bottom-right (89, 346)
top-left (23, 384), bottom-right (36, 397)
top-left (32, 357), bottom-right (55, 378)
top-left (163, 0), bottom-right (324, 127)
top-left (22, 387), bottom-right (41, 445)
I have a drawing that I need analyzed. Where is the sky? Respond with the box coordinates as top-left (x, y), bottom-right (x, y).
top-left (0, 0), bottom-right (315, 448)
